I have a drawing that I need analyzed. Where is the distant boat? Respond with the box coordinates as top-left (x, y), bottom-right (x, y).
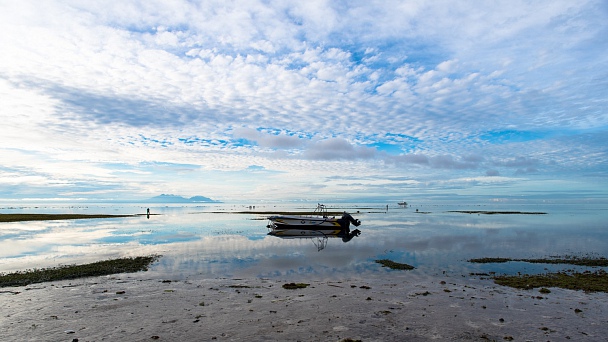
top-left (398, 201), bottom-right (408, 207)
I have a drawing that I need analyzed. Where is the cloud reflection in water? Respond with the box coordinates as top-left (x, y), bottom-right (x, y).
top-left (1, 204), bottom-right (607, 280)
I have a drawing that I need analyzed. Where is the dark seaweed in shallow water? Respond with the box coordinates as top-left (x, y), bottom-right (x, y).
top-left (493, 270), bottom-right (608, 293)
top-left (0, 255), bottom-right (161, 287)
top-left (468, 256), bottom-right (608, 267)
top-left (467, 255), bottom-right (608, 292)
top-left (375, 259), bottom-right (415, 270)
top-left (282, 282), bottom-right (310, 289)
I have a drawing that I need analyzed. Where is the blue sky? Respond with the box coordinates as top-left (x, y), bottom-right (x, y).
top-left (1, 0), bottom-right (607, 204)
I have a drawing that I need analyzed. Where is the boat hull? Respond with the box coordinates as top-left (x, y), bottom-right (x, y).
top-left (268, 228), bottom-right (343, 236)
top-left (268, 215), bottom-right (341, 226)
top-left (267, 215), bottom-right (342, 236)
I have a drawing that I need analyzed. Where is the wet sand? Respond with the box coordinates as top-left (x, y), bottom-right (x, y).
top-left (2, 272), bottom-right (607, 341)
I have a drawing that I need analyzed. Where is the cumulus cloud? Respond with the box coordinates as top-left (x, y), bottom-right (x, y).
top-left (389, 153), bottom-right (483, 170)
top-left (303, 138), bottom-right (377, 160)
top-left (515, 167), bottom-right (539, 175)
top-left (497, 156), bottom-right (540, 168)
top-left (232, 127), bottom-right (304, 150)
top-left (390, 154), bottom-right (429, 166)
top-left (428, 155), bottom-right (480, 169)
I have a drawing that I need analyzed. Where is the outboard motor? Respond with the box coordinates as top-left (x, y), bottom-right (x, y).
top-left (336, 212), bottom-right (361, 230)
top-left (337, 212), bottom-right (362, 242)
top-left (342, 212), bottom-right (361, 227)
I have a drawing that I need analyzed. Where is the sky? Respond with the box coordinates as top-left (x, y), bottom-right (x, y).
top-left (1, 0), bottom-right (607, 204)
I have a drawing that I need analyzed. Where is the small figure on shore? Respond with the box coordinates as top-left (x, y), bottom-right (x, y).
top-left (146, 208), bottom-right (150, 219)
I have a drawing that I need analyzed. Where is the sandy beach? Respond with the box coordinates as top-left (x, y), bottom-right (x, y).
top-left (2, 272), bottom-right (607, 341)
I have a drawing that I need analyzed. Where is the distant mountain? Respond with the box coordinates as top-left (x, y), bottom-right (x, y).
top-left (146, 194), bottom-right (220, 203)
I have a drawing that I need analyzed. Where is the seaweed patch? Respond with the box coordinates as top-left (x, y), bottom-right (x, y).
top-left (375, 259), bottom-right (415, 270)
top-left (0, 255), bottom-right (161, 287)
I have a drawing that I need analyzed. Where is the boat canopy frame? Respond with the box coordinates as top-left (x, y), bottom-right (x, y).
top-left (314, 203), bottom-right (329, 217)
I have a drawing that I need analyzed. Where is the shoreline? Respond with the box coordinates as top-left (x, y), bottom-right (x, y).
top-left (2, 272), bottom-right (607, 341)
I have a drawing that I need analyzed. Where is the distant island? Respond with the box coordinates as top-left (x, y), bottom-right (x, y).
top-left (146, 194), bottom-right (220, 203)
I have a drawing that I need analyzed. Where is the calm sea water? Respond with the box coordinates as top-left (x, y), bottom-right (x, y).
top-left (1, 202), bottom-right (607, 281)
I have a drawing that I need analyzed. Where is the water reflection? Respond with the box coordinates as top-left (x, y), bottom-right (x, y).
top-left (268, 232), bottom-right (361, 252)
top-left (1, 203), bottom-right (607, 280)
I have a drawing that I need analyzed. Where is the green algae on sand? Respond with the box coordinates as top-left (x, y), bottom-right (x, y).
top-left (469, 256), bottom-right (608, 267)
top-left (493, 270), bottom-right (608, 293)
top-left (468, 255), bottom-right (608, 292)
top-left (0, 255), bottom-right (161, 287)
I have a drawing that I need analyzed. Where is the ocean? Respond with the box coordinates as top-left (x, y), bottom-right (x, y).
top-left (1, 201), bottom-right (607, 281)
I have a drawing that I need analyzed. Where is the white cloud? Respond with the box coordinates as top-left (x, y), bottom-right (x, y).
top-left (0, 0), bottom-right (606, 202)
top-left (232, 127), bottom-right (304, 150)
top-left (303, 138), bottom-right (376, 160)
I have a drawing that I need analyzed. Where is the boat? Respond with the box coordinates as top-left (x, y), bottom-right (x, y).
top-left (266, 204), bottom-right (361, 241)
top-left (398, 201), bottom-right (408, 207)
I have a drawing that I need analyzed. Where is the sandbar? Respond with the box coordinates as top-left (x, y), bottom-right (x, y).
top-left (0, 214), bottom-right (135, 223)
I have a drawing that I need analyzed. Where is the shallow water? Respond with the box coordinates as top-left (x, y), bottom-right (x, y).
top-left (1, 202), bottom-right (607, 281)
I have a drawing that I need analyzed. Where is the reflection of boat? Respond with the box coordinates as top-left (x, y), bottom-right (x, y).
top-left (266, 204), bottom-right (362, 243)
top-left (269, 234), bottom-right (357, 251)
top-left (268, 229), bottom-right (361, 251)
